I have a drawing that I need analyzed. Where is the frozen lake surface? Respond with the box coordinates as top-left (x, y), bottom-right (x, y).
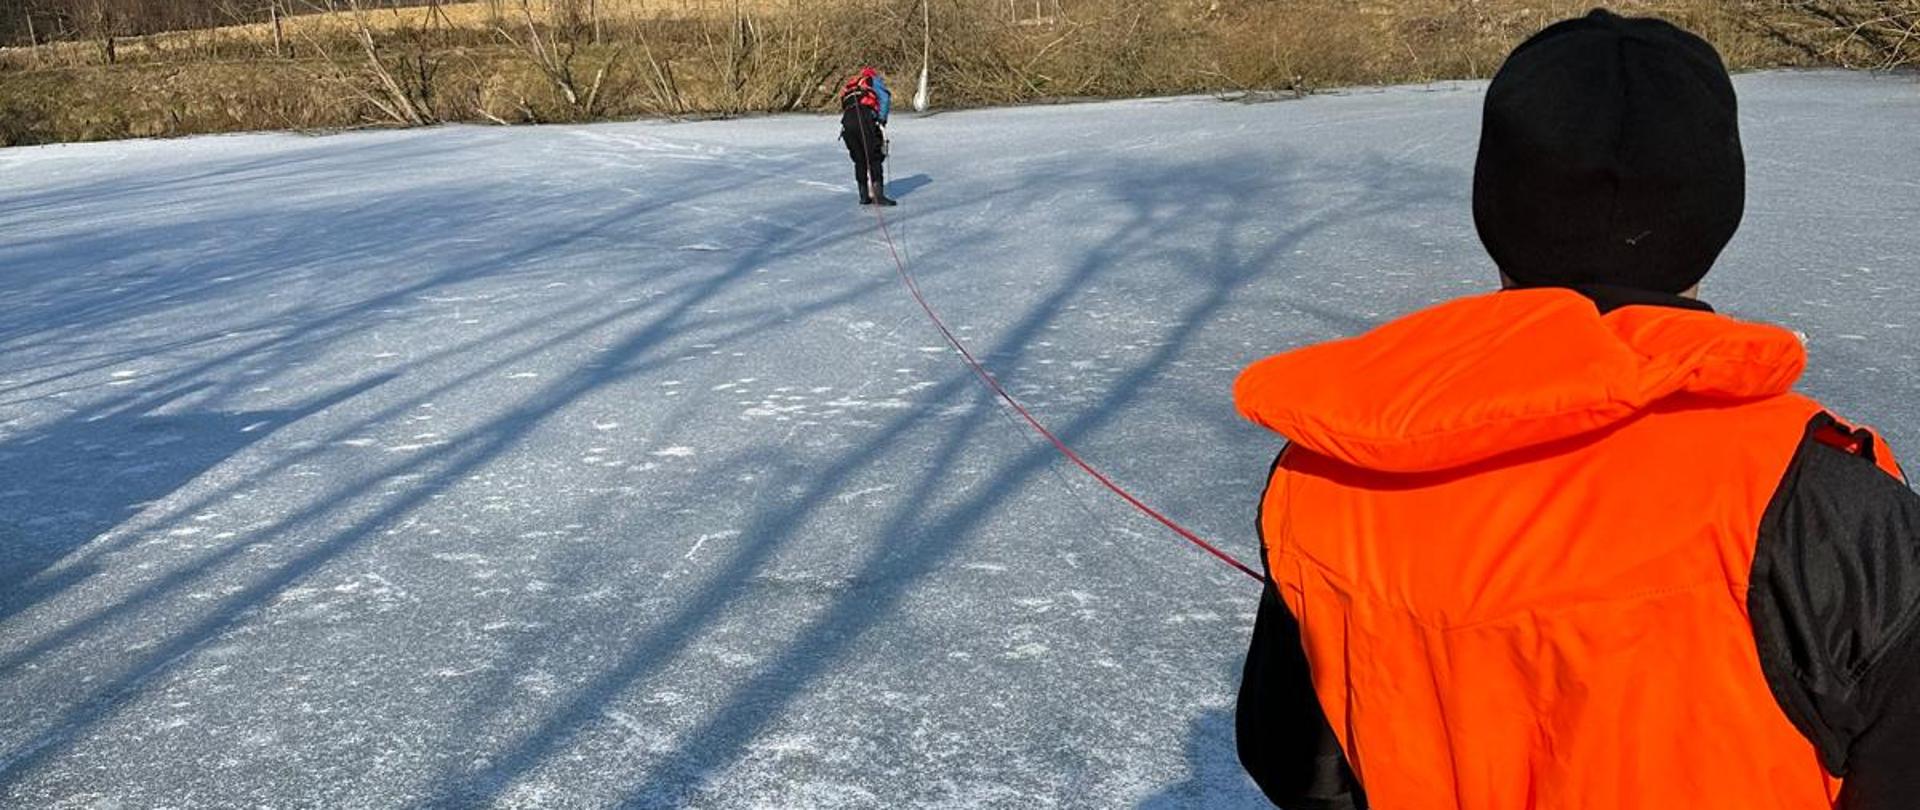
top-left (0, 70), bottom-right (1915, 807)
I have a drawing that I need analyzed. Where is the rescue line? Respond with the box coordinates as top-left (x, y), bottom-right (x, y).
top-left (850, 122), bottom-right (1262, 583)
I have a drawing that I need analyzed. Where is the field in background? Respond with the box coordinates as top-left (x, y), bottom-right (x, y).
top-left (3, 0), bottom-right (799, 65)
top-left (1, 0), bottom-right (1916, 145)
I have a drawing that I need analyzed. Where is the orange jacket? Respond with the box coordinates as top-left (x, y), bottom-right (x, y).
top-left (1234, 289), bottom-right (1907, 809)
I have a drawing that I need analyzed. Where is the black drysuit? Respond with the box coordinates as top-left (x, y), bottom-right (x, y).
top-left (841, 98), bottom-right (886, 200)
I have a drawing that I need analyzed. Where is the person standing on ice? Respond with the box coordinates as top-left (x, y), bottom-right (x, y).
top-left (1233, 10), bottom-right (1918, 809)
top-left (840, 66), bottom-right (897, 206)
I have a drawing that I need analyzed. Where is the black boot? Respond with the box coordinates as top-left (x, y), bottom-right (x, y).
top-left (856, 167), bottom-right (873, 205)
top-left (871, 171), bottom-right (898, 207)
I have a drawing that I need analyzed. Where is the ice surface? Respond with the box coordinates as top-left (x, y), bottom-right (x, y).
top-left (0, 70), bottom-right (1915, 807)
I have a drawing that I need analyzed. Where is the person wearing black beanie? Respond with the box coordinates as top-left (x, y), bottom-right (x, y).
top-left (1475, 8), bottom-right (1744, 297)
top-left (1234, 9), bottom-right (1920, 810)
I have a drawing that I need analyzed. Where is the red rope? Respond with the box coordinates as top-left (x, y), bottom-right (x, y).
top-left (851, 118), bottom-right (1262, 583)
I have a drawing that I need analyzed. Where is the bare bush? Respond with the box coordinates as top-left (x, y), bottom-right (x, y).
top-left (489, 0), bottom-right (622, 119)
top-left (1752, 0), bottom-right (1920, 69)
top-left (292, 0), bottom-right (439, 126)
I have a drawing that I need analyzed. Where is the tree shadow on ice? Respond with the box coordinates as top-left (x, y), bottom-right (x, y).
top-left (0, 146), bottom-right (654, 370)
top-left (0, 150), bottom-right (755, 628)
top-left (0, 376), bottom-right (386, 625)
top-left (414, 143), bottom-right (1457, 806)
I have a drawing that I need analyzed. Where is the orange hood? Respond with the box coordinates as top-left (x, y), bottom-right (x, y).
top-left (1234, 288), bottom-right (1807, 473)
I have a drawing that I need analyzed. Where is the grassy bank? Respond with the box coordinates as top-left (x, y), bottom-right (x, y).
top-left (1, 0), bottom-right (1915, 146)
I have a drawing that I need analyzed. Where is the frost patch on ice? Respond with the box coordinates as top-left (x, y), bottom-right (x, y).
top-left (602, 709), bottom-right (671, 751)
top-left (644, 691), bottom-right (687, 707)
top-left (572, 586), bottom-right (619, 603)
top-left (517, 670), bottom-right (558, 697)
top-left (152, 716), bottom-right (194, 732)
top-left (267, 573), bottom-right (414, 620)
top-left (649, 446), bottom-right (695, 458)
top-left (835, 484), bottom-right (895, 504)
top-left (433, 552), bottom-right (491, 565)
top-left (823, 396), bottom-right (911, 412)
top-left (388, 433), bottom-right (446, 452)
top-left (684, 530), bottom-right (740, 560)
top-left (710, 649), bottom-right (759, 667)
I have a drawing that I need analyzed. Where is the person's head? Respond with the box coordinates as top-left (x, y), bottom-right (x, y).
top-left (1474, 9), bottom-right (1743, 297)
top-left (844, 66), bottom-right (880, 94)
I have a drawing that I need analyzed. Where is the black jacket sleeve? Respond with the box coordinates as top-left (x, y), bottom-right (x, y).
top-left (1237, 582), bottom-right (1368, 809)
top-left (1748, 415), bottom-right (1920, 810)
top-left (1238, 448), bottom-right (1367, 809)
top-left (1839, 623), bottom-right (1920, 809)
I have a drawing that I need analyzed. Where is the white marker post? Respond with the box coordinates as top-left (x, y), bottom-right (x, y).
top-left (913, 0), bottom-right (931, 112)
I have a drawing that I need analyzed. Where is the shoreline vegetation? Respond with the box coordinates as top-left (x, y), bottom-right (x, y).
top-left (1, 0), bottom-right (1915, 146)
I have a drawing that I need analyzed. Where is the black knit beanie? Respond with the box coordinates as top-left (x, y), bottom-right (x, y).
top-left (1473, 9), bottom-right (1745, 294)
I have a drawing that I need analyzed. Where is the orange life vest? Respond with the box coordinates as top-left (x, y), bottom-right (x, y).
top-left (1234, 288), bottom-right (1896, 809)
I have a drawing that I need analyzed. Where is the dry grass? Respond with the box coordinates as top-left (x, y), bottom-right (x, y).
top-left (2, 0), bottom-right (1915, 146)
top-left (0, 0), bottom-right (802, 68)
